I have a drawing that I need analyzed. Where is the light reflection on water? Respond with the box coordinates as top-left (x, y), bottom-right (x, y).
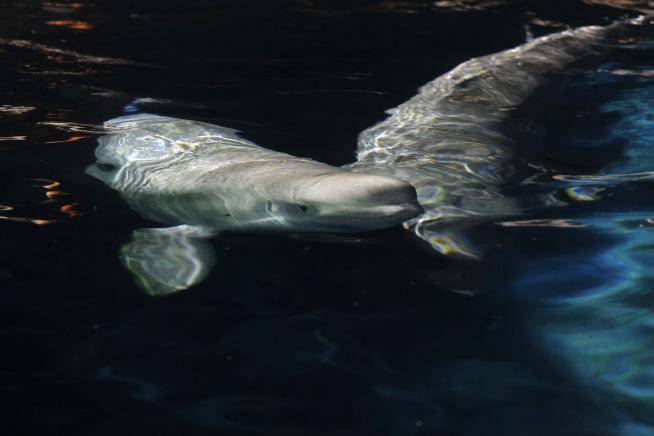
top-left (509, 211), bottom-right (654, 432)
top-left (504, 63), bottom-right (654, 433)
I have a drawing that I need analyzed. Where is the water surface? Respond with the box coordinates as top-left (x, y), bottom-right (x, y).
top-left (2, 1), bottom-right (654, 435)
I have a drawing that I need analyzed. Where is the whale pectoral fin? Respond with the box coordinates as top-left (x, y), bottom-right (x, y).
top-left (120, 225), bottom-right (217, 296)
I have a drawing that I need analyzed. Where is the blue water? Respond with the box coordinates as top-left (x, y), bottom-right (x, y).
top-left (2, 1), bottom-right (654, 435)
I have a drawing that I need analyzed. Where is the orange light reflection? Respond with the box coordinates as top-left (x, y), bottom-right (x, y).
top-left (0, 215), bottom-right (58, 225)
top-left (60, 203), bottom-right (82, 217)
top-left (45, 190), bottom-right (69, 199)
top-left (45, 20), bottom-right (94, 30)
top-left (45, 135), bottom-right (89, 144)
top-left (31, 219), bottom-right (57, 225)
top-left (14, 178), bottom-right (82, 221)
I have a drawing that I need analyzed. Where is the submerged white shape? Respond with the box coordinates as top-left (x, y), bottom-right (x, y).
top-left (120, 225), bottom-right (216, 296)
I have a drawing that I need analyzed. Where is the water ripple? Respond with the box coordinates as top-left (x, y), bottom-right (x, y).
top-left (0, 39), bottom-right (153, 66)
top-left (0, 105), bottom-right (35, 115)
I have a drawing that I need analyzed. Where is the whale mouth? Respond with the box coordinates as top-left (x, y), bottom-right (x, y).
top-left (365, 200), bottom-right (424, 219)
top-left (389, 202), bottom-right (424, 217)
top-left (318, 200), bottom-right (424, 232)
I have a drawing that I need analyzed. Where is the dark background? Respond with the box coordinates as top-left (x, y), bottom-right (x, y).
top-left (0, 1), bottom-right (650, 435)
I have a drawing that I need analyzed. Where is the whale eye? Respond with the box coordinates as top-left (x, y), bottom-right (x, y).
top-left (295, 204), bottom-right (315, 216)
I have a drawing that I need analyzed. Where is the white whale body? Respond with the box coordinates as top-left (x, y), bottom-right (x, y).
top-left (88, 16), bottom-right (649, 294)
top-left (89, 114), bottom-right (421, 233)
top-left (87, 114), bottom-right (421, 294)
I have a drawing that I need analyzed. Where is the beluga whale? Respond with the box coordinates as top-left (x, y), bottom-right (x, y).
top-left (87, 114), bottom-right (422, 295)
top-left (87, 15), bottom-right (652, 295)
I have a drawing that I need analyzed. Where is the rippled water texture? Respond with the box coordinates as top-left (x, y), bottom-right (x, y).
top-left (2, 1), bottom-right (654, 435)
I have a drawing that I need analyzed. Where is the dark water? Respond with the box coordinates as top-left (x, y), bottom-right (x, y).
top-left (2, 1), bottom-right (654, 435)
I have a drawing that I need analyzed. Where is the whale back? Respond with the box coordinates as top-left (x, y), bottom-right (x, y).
top-left (91, 114), bottom-right (263, 179)
top-left (88, 113), bottom-right (325, 192)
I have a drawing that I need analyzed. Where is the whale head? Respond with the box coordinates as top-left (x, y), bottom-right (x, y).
top-left (281, 172), bottom-right (423, 232)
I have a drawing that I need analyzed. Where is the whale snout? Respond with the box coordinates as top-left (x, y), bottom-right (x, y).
top-left (360, 191), bottom-right (424, 225)
top-left (359, 176), bottom-right (423, 220)
top-left (298, 172), bottom-right (423, 231)
top-left (366, 177), bottom-right (419, 206)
